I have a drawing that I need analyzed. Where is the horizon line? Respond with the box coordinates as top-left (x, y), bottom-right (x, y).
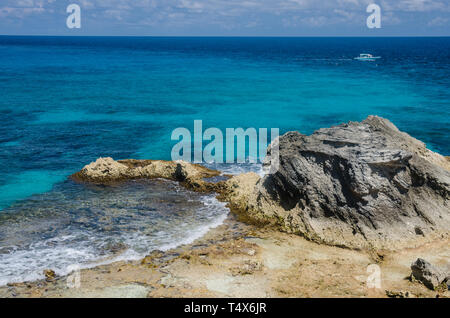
top-left (1, 34), bottom-right (449, 38)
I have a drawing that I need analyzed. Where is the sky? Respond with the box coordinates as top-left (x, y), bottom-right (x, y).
top-left (0, 0), bottom-right (449, 36)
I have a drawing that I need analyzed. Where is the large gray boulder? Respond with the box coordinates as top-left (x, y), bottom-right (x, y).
top-left (250, 116), bottom-right (450, 250)
top-left (411, 258), bottom-right (446, 290)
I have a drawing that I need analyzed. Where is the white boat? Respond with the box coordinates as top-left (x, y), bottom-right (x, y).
top-left (354, 53), bottom-right (381, 61)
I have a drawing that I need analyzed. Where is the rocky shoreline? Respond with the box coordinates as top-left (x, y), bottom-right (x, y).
top-left (0, 213), bottom-right (448, 298)
top-left (71, 116), bottom-right (450, 252)
top-left (1, 116), bottom-right (449, 297)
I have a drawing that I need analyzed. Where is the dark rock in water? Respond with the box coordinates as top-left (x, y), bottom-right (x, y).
top-left (43, 269), bottom-right (56, 282)
top-left (253, 116), bottom-right (450, 249)
top-left (410, 258), bottom-right (446, 290)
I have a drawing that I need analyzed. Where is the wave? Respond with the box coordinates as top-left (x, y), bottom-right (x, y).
top-left (0, 180), bottom-right (229, 287)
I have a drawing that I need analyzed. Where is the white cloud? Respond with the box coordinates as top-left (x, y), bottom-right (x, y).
top-left (428, 16), bottom-right (449, 26)
top-left (397, 0), bottom-right (447, 12)
top-left (334, 8), bottom-right (356, 20)
top-left (79, 0), bottom-right (95, 9)
top-left (382, 11), bottom-right (401, 25)
top-left (16, 0), bottom-right (35, 6)
top-left (0, 5), bottom-right (45, 18)
top-left (104, 9), bottom-right (127, 20)
top-left (302, 16), bottom-right (328, 27)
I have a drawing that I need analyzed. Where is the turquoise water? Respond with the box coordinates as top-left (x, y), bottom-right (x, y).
top-left (1, 37), bottom-right (449, 209)
top-left (0, 36), bottom-right (449, 284)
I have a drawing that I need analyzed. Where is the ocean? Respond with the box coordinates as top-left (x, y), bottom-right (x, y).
top-left (0, 36), bottom-right (449, 285)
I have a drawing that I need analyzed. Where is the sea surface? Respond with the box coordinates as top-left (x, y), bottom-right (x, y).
top-left (0, 36), bottom-right (449, 285)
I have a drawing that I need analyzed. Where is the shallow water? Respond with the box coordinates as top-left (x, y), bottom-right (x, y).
top-left (0, 179), bottom-right (228, 285)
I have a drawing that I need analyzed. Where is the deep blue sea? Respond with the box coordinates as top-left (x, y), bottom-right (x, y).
top-left (0, 36), bottom-right (449, 284)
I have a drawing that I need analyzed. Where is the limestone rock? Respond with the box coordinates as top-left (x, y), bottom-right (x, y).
top-left (75, 157), bottom-right (129, 182)
top-left (243, 116), bottom-right (450, 250)
top-left (230, 260), bottom-right (263, 276)
top-left (411, 258), bottom-right (446, 290)
top-left (219, 173), bottom-right (261, 220)
top-left (72, 157), bottom-right (220, 191)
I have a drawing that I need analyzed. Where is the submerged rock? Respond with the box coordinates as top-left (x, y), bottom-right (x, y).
top-left (236, 116), bottom-right (450, 250)
top-left (411, 258), bottom-right (446, 290)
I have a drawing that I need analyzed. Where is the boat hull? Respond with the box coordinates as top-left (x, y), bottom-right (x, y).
top-left (354, 57), bottom-right (381, 61)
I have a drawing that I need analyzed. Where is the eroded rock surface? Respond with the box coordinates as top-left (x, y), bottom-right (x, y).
top-left (238, 116), bottom-right (450, 250)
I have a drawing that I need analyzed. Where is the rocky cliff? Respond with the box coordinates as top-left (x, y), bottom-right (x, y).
top-left (234, 116), bottom-right (450, 250)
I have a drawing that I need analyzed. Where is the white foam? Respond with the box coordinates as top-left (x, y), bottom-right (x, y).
top-left (0, 194), bottom-right (229, 287)
top-left (158, 195), bottom-right (228, 251)
top-left (0, 235), bottom-right (100, 286)
top-left (205, 162), bottom-right (264, 176)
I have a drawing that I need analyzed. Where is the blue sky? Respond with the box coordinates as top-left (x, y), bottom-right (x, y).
top-left (0, 0), bottom-right (449, 36)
